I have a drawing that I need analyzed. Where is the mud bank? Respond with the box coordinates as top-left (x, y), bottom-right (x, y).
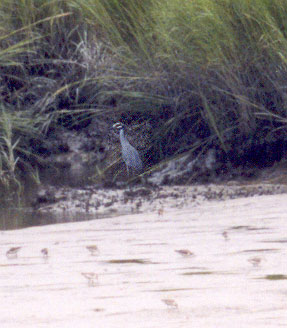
top-left (34, 182), bottom-right (287, 218)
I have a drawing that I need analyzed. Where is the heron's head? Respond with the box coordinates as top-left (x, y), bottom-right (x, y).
top-left (113, 122), bottom-right (124, 131)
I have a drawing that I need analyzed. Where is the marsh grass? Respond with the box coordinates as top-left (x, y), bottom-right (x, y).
top-left (0, 106), bottom-right (46, 200)
top-left (0, 3), bottom-right (78, 197)
top-left (1, 0), bottom-right (287, 192)
top-left (0, 109), bottom-right (22, 199)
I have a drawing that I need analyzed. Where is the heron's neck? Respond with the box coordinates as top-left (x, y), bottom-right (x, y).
top-left (119, 129), bottom-right (127, 145)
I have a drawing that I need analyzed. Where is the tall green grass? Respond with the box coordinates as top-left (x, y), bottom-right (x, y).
top-left (72, 0), bottom-right (287, 154)
top-left (0, 1), bottom-right (76, 196)
top-left (1, 0), bottom-right (287, 190)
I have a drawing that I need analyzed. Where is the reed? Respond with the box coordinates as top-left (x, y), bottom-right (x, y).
top-left (1, 0), bottom-right (287, 189)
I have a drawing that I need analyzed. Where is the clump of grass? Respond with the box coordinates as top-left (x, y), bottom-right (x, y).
top-left (145, 0), bottom-right (287, 153)
top-left (0, 105), bottom-right (46, 199)
top-left (0, 110), bottom-right (20, 176)
top-left (2, 0), bottom-right (287, 190)
top-left (0, 1), bottom-right (126, 193)
top-left (0, 109), bottom-right (22, 199)
top-left (0, 4), bottom-right (79, 195)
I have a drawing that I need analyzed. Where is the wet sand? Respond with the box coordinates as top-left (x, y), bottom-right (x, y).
top-left (1, 193), bottom-right (287, 327)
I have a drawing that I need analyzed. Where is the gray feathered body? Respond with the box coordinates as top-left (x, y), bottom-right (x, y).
top-left (119, 128), bottom-right (142, 172)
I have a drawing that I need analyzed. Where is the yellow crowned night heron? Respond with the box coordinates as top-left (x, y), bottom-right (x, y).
top-left (113, 122), bottom-right (143, 176)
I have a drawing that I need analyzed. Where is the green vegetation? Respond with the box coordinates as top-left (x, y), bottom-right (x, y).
top-left (1, 0), bottom-right (287, 196)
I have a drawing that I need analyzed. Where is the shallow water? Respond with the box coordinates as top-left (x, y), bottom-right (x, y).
top-left (0, 208), bottom-right (99, 230)
top-left (0, 167), bottom-right (96, 231)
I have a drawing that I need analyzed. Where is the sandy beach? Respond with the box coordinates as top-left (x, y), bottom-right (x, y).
top-left (1, 192), bottom-right (287, 327)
